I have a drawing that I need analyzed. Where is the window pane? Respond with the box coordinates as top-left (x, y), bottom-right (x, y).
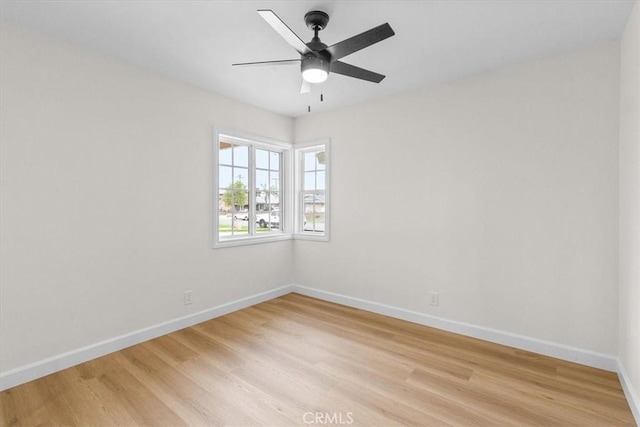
top-left (270, 151), bottom-right (280, 171)
top-left (269, 192), bottom-right (280, 211)
top-left (316, 150), bottom-right (326, 170)
top-left (219, 165), bottom-right (232, 189)
top-left (233, 145), bottom-right (249, 167)
top-left (271, 210), bottom-right (282, 231)
top-left (304, 152), bottom-right (316, 171)
top-left (258, 190), bottom-right (276, 211)
top-left (304, 171), bottom-right (316, 190)
top-left (312, 208), bottom-right (325, 233)
top-left (219, 143), bottom-right (233, 165)
top-left (303, 209), bottom-right (314, 231)
top-left (316, 171), bottom-right (325, 190)
top-left (231, 214), bottom-right (249, 236)
top-left (219, 207), bottom-right (233, 237)
top-left (301, 190), bottom-right (325, 233)
top-left (255, 194), bottom-right (265, 212)
top-left (256, 169), bottom-right (269, 189)
top-left (231, 189), bottom-right (248, 211)
top-left (256, 211), bottom-right (268, 229)
top-left (256, 208), bottom-right (280, 231)
top-left (269, 172), bottom-right (280, 191)
top-left (256, 149), bottom-right (269, 170)
top-left (302, 203), bottom-right (321, 233)
top-left (233, 167), bottom-right (249, 187)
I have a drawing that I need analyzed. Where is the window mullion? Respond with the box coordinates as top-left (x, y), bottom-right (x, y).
top-left (298, 150), bottom-right (305, 233)
top-left (249, 145), bottom-right (256, 236)
top-left (279, 164), bottom-right (285, 231)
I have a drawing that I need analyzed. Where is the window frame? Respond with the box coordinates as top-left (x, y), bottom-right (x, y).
top-left (213, 128), bottom-right (293, 248)
top-left (294, 139), bottom-right (331, 242)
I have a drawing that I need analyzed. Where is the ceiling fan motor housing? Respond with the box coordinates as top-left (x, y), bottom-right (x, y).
top-left (304, 11), bottom-right (329, 31)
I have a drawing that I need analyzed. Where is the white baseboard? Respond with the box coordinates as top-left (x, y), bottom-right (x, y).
top-left (0, 283), bottom-right (623, 396)
top-left (291, 285), bottom-right (618, 372)
top-left (618, 359), bottom-right (640, 425)
top-left (0, 285), bottom-right (294, 392)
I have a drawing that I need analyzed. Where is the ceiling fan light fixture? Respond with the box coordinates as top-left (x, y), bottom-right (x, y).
top-left (301, 57), bottom-right (329, 83)
top-left (302, 68), bottom-right (328, 83)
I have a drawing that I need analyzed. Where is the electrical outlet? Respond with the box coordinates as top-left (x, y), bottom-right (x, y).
top-left (429, 292), bottom-right (439, 306)
top-left (184, 290), bottom-right (194, 305)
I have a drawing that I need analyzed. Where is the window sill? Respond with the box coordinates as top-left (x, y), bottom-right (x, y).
top-left (213, 232), bottom-right (292, 249)
top-left (294, 232), bottom-right (330, 242)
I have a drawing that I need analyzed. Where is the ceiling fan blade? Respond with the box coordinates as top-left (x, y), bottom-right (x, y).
top-left (330, 61), bottom-right (385, 83)
top-left (300, 79), bottom-right (311, 94)
top-left (325, 23), bottom-right (395, 61)
top-left (258, 9), bottom-right (311, 56)
top-left (232, 59), bottom-right (301, 67)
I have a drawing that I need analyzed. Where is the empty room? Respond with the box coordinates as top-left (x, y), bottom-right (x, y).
top-left (1, 0), bottom-right (639, 425)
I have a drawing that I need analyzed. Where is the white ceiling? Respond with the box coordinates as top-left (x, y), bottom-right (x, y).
top-left (0, 0), bottom-right (635, 118)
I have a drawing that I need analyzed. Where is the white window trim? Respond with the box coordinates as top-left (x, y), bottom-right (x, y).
top-left (213, 127), bottom-right (293, 248)
top-left (294, 138), bottom-right (331, 242)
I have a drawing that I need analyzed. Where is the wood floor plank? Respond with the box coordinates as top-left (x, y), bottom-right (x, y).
top-left (1, 293), bottom-right (635, 426)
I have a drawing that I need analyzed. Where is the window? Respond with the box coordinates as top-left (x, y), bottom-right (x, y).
top-left (214, 129), bottom-right (291, 248)
top-left (214, 131), bottom-right (329, 247)
top-left (295, 140), bottom-right (330, 241)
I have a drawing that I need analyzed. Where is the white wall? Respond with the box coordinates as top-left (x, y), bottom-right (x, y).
top-left (0, 17), bottom-right (628, 387)
top-left (619, 0), bottom-right (640, 413)
top-left (0, 23), bottom-right (293, 373)
top-left (294, 42), bottom-right (620, 355)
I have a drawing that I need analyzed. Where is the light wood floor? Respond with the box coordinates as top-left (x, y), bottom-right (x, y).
top-left (1, 293), bottom-right (635, 426)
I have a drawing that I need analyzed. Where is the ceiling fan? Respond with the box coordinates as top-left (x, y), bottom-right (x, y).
top-left (233, 10), bottom-right (395, 94)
